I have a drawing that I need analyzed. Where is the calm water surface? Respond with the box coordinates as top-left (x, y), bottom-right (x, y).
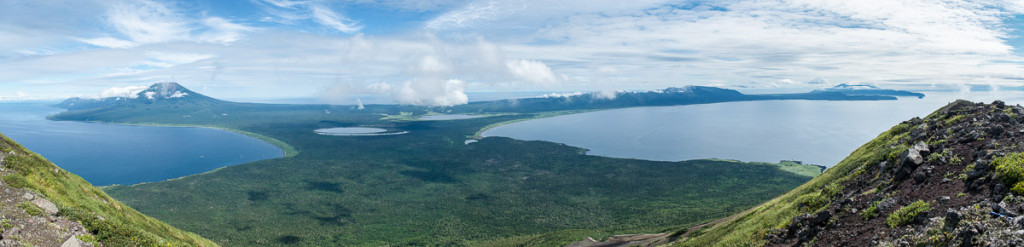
top-left (419, 114), bottom-right (483, 120)
top-left (0, 102), bottom-right (283, 186)
top-left (483, 91), bottom-right (1024, 166)
top-left (315, 127), bottom-right (387, 135)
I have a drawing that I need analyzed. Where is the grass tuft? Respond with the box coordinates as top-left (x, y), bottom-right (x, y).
top-left (995, 152), bottom-right (1024, 194)
top-left (886, 200), bottom-right (930, 228)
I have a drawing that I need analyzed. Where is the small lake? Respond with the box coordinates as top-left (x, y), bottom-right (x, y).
top-left (483, 91), bottom-right (1024, 167)
top-left (0, 102), bottom-right (283, 186)
top-left (419, 114), bottom-right (483, 121)
top-left (315, 127), bottom-right (392, 136)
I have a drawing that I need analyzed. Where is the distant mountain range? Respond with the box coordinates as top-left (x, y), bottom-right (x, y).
top-left (453, 85), bottom-right (924, 113)
top-left (53, 82), bottom-right (926, 119)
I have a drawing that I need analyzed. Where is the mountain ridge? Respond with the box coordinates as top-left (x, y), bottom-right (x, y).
top-left (54, 83), bottom-right (923, 114)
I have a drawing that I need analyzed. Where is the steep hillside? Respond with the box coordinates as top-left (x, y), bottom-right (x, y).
top-left (0, 133), bottom-right (217, 246)
top-left (672, 100), bottom-right (1024, 246)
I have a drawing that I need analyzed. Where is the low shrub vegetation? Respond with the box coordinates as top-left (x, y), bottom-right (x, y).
top-left (861, 200), bottom-right (881, 220)
top-left (995, 152), bottom-right (1024, 194)
top-left (886, 200), bottom-right (931, 228)
top-left (18, 201), bottom-right (43, 217)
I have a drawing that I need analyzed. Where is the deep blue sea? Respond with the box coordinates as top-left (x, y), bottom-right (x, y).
top-left (483, 91), bottom-right (1024, 167)
top-left (0, 102), bottom-right (283, 186)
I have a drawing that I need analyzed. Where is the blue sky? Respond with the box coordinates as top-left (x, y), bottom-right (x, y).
top-left (2, 0), bottom-right (1024, 105)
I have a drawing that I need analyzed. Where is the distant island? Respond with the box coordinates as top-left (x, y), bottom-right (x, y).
top-left (814, 83), bottom-right (926, 98)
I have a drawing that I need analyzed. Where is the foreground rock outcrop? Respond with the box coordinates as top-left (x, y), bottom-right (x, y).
top-left (764, 100), bottom-right (1024, 246)
top-left (652, 99), bottom-right (1024, 246)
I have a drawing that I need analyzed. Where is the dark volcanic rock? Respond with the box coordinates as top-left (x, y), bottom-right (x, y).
top-left (894, 143), bottom-right (928, 181)
top-left (766, 100), bottom-right (1024, 246)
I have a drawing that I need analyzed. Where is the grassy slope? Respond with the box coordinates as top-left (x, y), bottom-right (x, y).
top-left (0, 133), bottom-right (217, 246)
top-left (671, 119), bottom-right (912, 246)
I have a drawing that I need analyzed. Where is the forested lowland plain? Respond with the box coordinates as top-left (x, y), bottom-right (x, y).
top-left (48, 83), bottom-right (916, 246)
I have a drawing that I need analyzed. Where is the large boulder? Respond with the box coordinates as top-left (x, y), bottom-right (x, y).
top-left (61, 236), bottom-right (84, 247)
top-left (894, 143), bottom-right (929, 181)
top-left (32, 198), bottom-right (59, 216)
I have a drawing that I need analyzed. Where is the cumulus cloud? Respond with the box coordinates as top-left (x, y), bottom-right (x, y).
top-left (505, 59), bottom-right (559, 84)
top-left (315, 36), bottom-right (564, 106)
top-left (392, 79), bottom-right (468, 106)
top-left (418, 56), bottom-right (451, 73)
top-left (99, 85), bottom-right (147, 98)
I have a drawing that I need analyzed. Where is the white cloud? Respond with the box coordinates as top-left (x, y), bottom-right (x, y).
top-left (80, 37), bottom-right (136, 49)
top-left (5, 0), bottom-right (1024, 100)
top-left (311, 5), bottom-right (362, 33)
top-left (82, 1), bottom-right (254, 48)
top-left (418, 56), bottom-right (451, 73)
top-left (595, 89), bottom-right (617, 100)
top-left (262, 0), bottom-right (307, 8)
top-left (366, 82), bottom-right (394, 94)
top-left (99, 85), bottom-right (148, 99)
top-left (169, 91), bottom-right (188, 98)
top-left (537, 92), bottom-right (583, 98)
top-left (425, 1), bottom-right (508, 30)
top-left (505, 59), bottom-right (559, 84)
top-left (257, 0), bottom-right (362, 33)
top-left (392, 79), bottom-right (468, 106)
top-left (200, 17), bottom-right (256, 44)
top-left (106, 0), bottom-right (191, 45)
top-left (146, 52), bottom-right (215, 65)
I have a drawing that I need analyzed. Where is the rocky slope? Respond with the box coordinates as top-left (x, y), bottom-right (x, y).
top-left (666, 99), bottom-right (1024, 246)
top-left (0, 133), bottom-right (217, 246)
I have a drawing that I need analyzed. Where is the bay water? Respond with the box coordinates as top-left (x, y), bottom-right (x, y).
top-left (483, 91), bottom-right (1024, 166)
top-left (0, 102), bottom-right (283, 186)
